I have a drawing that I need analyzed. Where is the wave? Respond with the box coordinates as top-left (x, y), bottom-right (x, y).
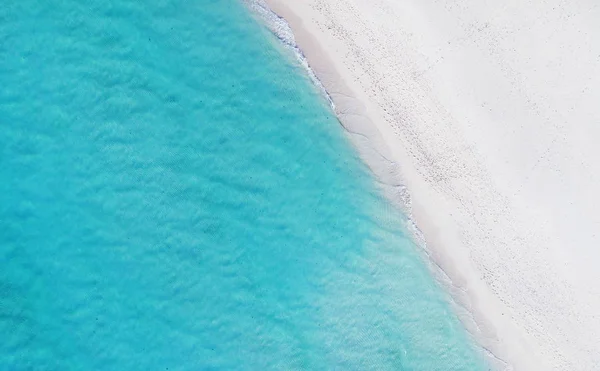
top-left (242, 0), bottom-right (335, 109)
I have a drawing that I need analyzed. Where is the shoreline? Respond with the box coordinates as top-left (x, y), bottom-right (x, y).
top-left (257, 1), bottom-right (531, 369)
top-left (253, 0), bottom-right (600, 370)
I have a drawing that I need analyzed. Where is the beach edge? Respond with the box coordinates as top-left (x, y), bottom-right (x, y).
top-left (254, 1), bottom-right (544, 370)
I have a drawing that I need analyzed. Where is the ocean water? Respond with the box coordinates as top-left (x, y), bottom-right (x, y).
top-left (0, 0), bottom-right (487, 370)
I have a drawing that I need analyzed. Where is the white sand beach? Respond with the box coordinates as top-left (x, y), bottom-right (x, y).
top-left (263, 0), bottom-right (600, 369)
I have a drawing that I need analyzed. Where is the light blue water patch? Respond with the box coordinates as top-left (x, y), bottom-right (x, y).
top-left (0, 0), bottom-right (488, 370)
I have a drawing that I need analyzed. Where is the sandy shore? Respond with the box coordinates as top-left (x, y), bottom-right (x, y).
top-left (260, 0), bottom-right (600, 370)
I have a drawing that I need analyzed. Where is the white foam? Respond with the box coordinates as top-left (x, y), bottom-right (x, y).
top-left (243, 0), bottom-right (334, 109)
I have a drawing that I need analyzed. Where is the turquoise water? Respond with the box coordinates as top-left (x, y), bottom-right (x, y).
top-left (0, 0), bottom-right (487, 370)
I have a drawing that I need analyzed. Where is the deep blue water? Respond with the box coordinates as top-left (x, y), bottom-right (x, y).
top-left (0, 0), bottom-right (487, 369)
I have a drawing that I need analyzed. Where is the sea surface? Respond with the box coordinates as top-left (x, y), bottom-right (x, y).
top-left (0, 0), bottom-right (487, 370)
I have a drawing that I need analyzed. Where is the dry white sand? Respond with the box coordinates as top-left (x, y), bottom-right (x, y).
top-left (260, 0), bottom-right (600, 370)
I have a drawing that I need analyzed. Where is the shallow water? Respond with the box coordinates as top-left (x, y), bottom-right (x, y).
top-left (0, 1), bottom-right (486, 369)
